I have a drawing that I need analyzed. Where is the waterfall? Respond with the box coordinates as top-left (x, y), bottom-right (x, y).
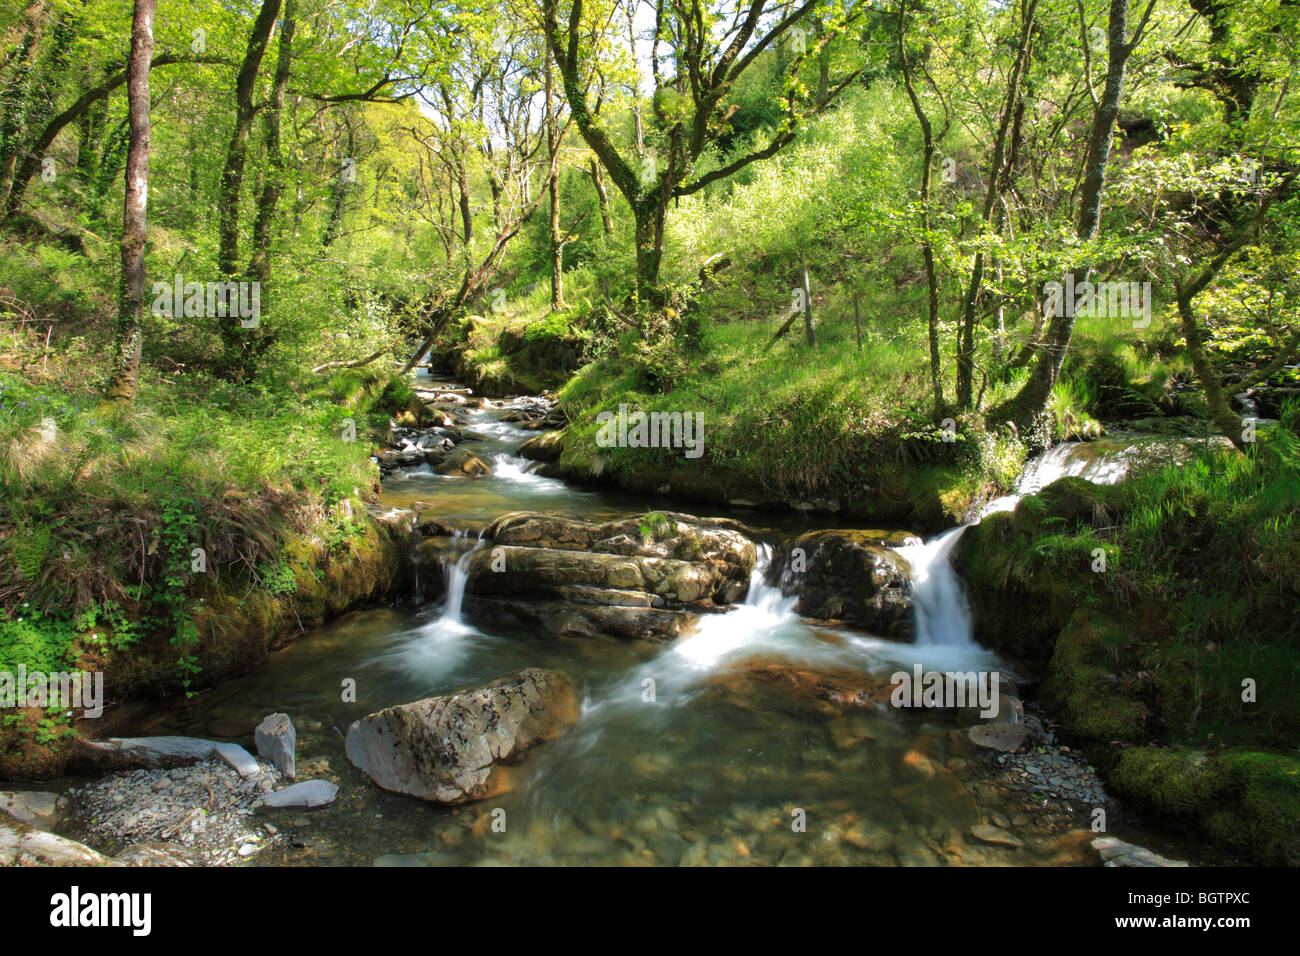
top-left (891, 526), bottom-right (973, 646)
top-left (894, 440), bottom-right (1142, 649)
top-left (441, 536), bottom-right (484, 624)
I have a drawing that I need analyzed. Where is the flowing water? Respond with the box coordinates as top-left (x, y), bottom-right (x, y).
top-left (101, 378), bottom-right (1195, 866)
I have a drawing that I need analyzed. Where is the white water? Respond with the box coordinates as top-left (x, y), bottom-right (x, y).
top-left (891, 440), bottom-right (1143, 654)
top-left (891, 526), bottom-right (973, 647)
top-left (667, 544), bottom-right (799, 673)
top-left (441, 542), bottom-right (479, 623)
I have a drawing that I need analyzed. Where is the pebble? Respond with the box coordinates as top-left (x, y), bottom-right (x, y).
top-left (72, 758), bottom-right (284, 866)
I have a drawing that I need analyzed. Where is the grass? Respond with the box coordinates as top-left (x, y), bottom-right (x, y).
top-left (0, 325), bottom-right (401, 695)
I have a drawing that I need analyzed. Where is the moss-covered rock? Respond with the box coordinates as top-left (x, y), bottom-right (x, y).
top-left (1047, 608), bottom-right (1149, 747)
top-left (1109, 747), bottom-right (1300, 866)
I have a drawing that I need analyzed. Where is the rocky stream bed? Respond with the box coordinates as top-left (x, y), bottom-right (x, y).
top-left (1, 379), bottom-right (1205, 867)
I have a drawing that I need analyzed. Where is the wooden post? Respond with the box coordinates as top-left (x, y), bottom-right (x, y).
top-left (801, 264), bottom-right (815, 347)
top-left (853, 292), bottom-right (862, 352)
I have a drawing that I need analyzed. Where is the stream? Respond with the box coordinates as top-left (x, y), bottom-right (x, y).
top-left (76, 376), bottom-right (1204, 866)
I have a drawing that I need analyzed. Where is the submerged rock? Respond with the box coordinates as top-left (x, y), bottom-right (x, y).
top-left (706, 656), bottom-right (896, 713)
top-left (344, 668), bottom-right (579, 805)
top-left (969, 823), bottom-right (1024, 848)
top-left (0, 791), bottom-right (66, 830)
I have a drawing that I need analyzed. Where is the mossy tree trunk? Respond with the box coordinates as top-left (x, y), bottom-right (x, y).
top-left (105, 0), bottom-right (155, 405)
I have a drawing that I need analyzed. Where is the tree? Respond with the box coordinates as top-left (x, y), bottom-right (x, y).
top-left (104, 0), bottom-right (155, 405)
top-left (544, 0), bottom-right (862, 304)
top-left (897, 0), bottom-right (950, 407)
top-left (993, 0), bottom-right (1159, 430)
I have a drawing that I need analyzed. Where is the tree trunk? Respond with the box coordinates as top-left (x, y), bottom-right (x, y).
top-left (590, 158), bottom-right (613, 236)
top-left (956, 0), bottom-right (1037, 408)
top-left (216, 0), bottom-right (282, 277)
top-left (898, 2), bottom-right (945, 407)
top-left (246, 0), bottom-right (295, 286)
top-left (545, 51), bottom-right (563, 310)
top-left (998, 0), bottom-right (1144, 428)
top-left (801, 264), bottom-right (816, 347)
top-left (634, 203), bottom-right (666, 307)
top-left (104, 0), bottom-right (154, 405)
top-left (1177, 288), bottom-right (1246, 450)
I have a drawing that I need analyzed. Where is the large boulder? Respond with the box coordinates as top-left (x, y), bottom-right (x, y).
top-left (435, 448), bottom-right (492, 477)
top-left (773, 530), bottom-right (914, 638)
top-left (344, 668), bottom-right (579, 805)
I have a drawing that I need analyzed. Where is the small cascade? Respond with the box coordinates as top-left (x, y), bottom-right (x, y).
top-left (441, 535), bottom-right (484, 625)
top-left (981, 440), bottom-right (1145, 517)
top-left (669, 544), bottom-right (798, 672)
top-left (891, 526), bottom-right (974, 646)
top-left (894, 439), bottom-right (1145, 649)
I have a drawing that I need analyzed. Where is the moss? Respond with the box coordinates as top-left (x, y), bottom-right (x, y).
top-left (3, 511), bottom-right (404, 779)
top-left (1111, 747), bottom-right (1300, 865)
top-left (956, 510), bottom-right (1080, 659)
top-left (1048, 609), bottom-right (1149, 746)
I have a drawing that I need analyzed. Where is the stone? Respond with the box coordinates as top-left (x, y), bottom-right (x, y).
top-left (1092, 837), bottom-right (1188, 867)
top-left (706, 656), bottom-right (895, 714)
top-left (773, 530), bottom-right (914, 638)
top-left (261, 780), bottom-right (339, 810)
top-left (435, 449), bottom-right (492, 477)
top-left (517, 431), bottom-right (564, 462)
top-left (0, 816), bottom-right (108, 866)
top-left (968, 722), bottom-right (1029, 753)
top-left (463, 594), bottom-right (694, 642)
top-left (255, 713), bottom-right (297, 779)
top-left (969, 824), bottom-right (1024, 848)
top-left (345, 668), bottom-right (579, 805)
top-left (0, 791), bottom-right (65, 829)
top-left (212, 742), bottom-right (261, 779)
top-left (79, 736), bottom-right (224, 770)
